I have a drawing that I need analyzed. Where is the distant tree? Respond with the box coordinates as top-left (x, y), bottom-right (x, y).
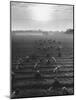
top-left (65, 29), bottom-right (74, 34)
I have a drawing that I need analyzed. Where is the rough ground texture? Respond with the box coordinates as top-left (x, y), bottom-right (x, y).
top-left (11, 36), bottom-right (74, 99)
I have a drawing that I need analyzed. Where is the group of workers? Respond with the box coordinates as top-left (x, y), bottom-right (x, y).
top-left (35, 39), bottom-right (62, 57)
top-left (11, 39), bottom-right (71, 97)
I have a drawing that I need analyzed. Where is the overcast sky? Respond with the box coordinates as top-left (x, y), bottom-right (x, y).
top-left (11, 2), bottom-right (73, 31)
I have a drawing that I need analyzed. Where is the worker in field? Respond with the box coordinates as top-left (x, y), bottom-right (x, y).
top-left (11, 71), bottom-right (15, 85)
top-left (53, 65), bottom-right (62, 73)
top-left (34, 58), bottom-right (42, 79)
top-left (34, 61), bottom-right (39, 71)
top-left (16, 57), bottom-right (24, 70)
top-left (34, 62), bottom-right (41, 79)
top-left (47, 77), bottom-right (62, 94)
top-left (11, 88), bottom-right (20, 98)
top-left (45, 56), bottom-right (57, 65)
top-left (53, 63), bottom-right (64, 74)
top-left (16, 56), bottom-right (31, 70)
top-left (46, 54), bottom-right (56, 65)
top-left (51, 57), bottom-right (57, 64)
top-left (53, 64), bottom-right (64, 85)
top-left (57, 46), bottom-right (61, 57)
top-left (35, 70), bottom-right (42, 79)
top-left (62, 86), bottom-right (69, 95)
top-left (52, 77), bottom-right (62, 89)
top-left (25, 55), bottom-right (30, 62)
top-left (34, 58), bottom-right (42, 70)
top-left (57, 42), bottom-right (62, 57)
top-left (50, 56), bottom-right (57, 65)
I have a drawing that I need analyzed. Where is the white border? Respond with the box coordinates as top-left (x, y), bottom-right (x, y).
top-left (0, 0), bottom-right (76, 100)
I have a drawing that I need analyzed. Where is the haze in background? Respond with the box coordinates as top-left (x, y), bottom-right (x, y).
top-left (11, 2), bottom-right (73, 32)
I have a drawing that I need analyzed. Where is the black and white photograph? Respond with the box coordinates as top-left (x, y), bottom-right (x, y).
top-left (10, 1), bottom-right (74, 99)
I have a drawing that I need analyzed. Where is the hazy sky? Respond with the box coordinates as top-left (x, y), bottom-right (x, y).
top-left (11, 2), bottom-right (73, 31)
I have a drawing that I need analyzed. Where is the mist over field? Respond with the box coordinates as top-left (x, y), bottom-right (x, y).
top-left (12, 29), bottom-right (73, 46)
